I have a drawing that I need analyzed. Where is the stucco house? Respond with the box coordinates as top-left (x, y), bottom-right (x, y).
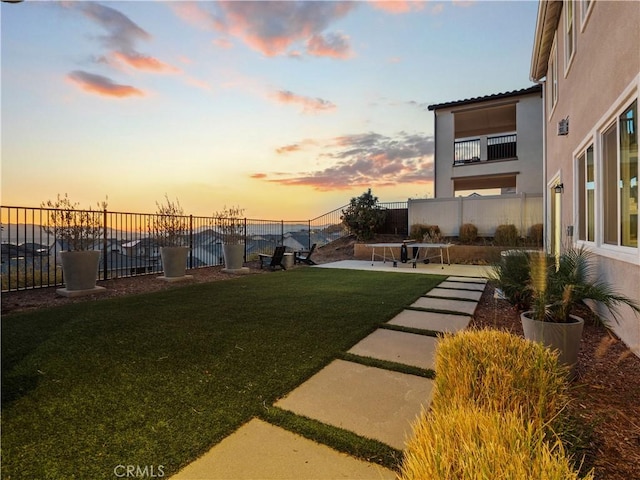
top-left (530, 0), bottom-right (639, 353)
top-left (408, 87), bottom-right (544, 238)
top-left (428, 85), bottom-right (543, 198)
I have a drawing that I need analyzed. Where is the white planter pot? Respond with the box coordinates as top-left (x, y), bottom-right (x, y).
top-left (521, 311), bottom-right (584, 372)
top-left (222, 244), bottom-right (245, 270)
top-left (60, 250), bottom-right (101, 291)
top-left (160, 246), bottom-right (190, 278)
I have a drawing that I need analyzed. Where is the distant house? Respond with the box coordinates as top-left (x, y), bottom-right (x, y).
top-left (530, 0), bottom-right (639, 353)
top-left (428, 86), bottom-right (543, 198)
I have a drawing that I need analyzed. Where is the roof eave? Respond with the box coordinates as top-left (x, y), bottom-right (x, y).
top-left (530, 0), bottom-right (563, 81)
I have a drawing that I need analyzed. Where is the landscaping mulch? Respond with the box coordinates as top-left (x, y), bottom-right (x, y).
top-left (472, 284), bottom-right (640, 480)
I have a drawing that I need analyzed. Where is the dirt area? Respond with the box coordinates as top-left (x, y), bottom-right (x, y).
top-left (2, 236), bottom-right (638, 479)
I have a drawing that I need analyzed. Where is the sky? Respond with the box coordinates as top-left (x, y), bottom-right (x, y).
top-left (1, 0), bottom-right (539, 219)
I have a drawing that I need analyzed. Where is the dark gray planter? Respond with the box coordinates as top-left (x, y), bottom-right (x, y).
top-left (521, 311), bottom-right (584, 373)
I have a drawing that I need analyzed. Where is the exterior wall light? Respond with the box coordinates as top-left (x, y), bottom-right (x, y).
top-left (554, 183), bottom-right (564, 194)
top-left (558, 117), bottom-right (569, 135)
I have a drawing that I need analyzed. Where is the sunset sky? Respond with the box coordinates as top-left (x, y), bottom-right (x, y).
top-left (1, 0), bottom-right (538, 219)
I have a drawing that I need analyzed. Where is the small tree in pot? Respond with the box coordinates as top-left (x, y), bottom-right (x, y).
top-left (149, 195), bottom-right (190, 280)
top-left (492, 247), bottom-right (640, 373)
top-left (41, 193), bottom-right (108, 295)
top-left (214, 205), bottom-right (246, 271)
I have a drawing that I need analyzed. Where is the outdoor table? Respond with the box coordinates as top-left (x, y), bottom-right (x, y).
top-left (365, 242), bottom-right (452, 269)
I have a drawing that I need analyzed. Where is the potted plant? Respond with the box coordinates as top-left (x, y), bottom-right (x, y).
top-left (149, 195), bottom-right (190, 280)
top-left (41, 193), bottom-right (107, 296)
top-left (492, 247), bottom-right (640, 372)
top-left (214, 205), bottom-right (247, 272)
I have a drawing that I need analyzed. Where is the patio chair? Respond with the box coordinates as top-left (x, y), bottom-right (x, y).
top-left (295, 243), bottom-right (317, 265)
top-left (258, 245), bottom-right (287, 270)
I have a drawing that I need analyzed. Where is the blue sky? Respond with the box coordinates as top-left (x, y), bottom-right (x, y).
top-left (1, 0), bottom-right (539, 218)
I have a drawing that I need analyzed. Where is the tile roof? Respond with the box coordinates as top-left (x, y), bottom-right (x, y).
top-left (427, 85), bottom-right (542, 111)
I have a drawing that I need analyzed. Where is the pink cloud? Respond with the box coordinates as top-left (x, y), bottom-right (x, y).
top-left (272, 90), bottom-right (336, 114)
top-left (173, 1), bottom-right (356, 58)
top-left (307, 33), bottom-right (352, 59)
top-left (112, 52), bottom-right (180, 73)
top-left (67, 2), bottom-right (179, 74)
top-left (213, 37), bottom-right (234, 49)
top-left (258, 132), bottom-right (434, 191)
top-left (67, 71), bottom-right (144, 98)
top-left (369, 1), bottom-right (426, 14)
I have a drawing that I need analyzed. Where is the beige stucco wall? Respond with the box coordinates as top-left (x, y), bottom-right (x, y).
top-left (542, 1), bottom-right (640, 354)
top-left (433, 92), bottom-right (543, 198)
top-left (408, 194), bottom-right (542, 237)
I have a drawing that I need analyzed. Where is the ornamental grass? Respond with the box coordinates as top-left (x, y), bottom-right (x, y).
top-left (400, 330), bottom-right (592, 480)
top-left (432, 329), bottom-right (568, 428)
top-left (401, 405), bottom-right (593, 480)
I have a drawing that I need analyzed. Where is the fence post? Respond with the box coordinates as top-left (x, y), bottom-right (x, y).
top-left (281, 220), bottom-right (284, 246)
top-left (308, 220), bottom-right (311, 249)
top-left (458, 196), bottom-right (463, 236)
top-left (189, 215), bottom-right (193, 269)
top-left (243, 217), bottom-right (247, 261)
top-left (103, 208), bottom-right (108, 281)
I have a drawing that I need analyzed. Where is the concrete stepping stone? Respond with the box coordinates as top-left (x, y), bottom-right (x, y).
top-left (410, 297), bottom-right (478, 316)
top-left (446, 276), bottom-right (486, 284)
top-left (347, 328), bottom-right (438, 370)
top-left (172, 418), bottom-right (395, 480)
top-left (388, 309), bottom-right (471, 334)
top-left (275, 359), bottom-right (433, 450)
top-left (438, 280), bottom-right (486, 291)
top-left (426, 287), bottom-right (483, 301)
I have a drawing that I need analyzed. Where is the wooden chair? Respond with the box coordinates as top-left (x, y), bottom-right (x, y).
top-left (295, 243), bottom-right (317, 265)
top-left (258, 246), bottom-right (287, 270)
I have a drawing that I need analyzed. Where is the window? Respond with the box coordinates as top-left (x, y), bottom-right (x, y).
top-left (579, 0), bottom-right (593, 28)
top-left (602, 100), bottom-right (638, 248)
top-left (577, 145), bottom-right (595, 242)
top-left (548, 39), bottom-right (558, 113)
top-left (564, 0), bottom-right (575, 71)
top-left (620, 101), bottom-right (638, 247)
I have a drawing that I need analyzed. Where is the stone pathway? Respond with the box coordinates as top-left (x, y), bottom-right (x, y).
top-left (173, 276), bottom-right (487, 479)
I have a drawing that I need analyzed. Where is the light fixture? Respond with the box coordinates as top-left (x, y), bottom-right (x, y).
top-left (558, 117), bottom-right (569, 135)
top-left (554, 183), bottom-right (564, 194)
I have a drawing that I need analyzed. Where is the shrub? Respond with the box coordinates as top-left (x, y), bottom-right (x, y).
top-left (494, 223), bottom-right (519, 246)
top-left (432, 330), bottom-right (568, 427)
top-left (401, 406), bottom-right (592, 480)
top-left (41, 193), bottom-right (107, 251)
top-left (341, 189), bottom-right (387, 241)
top-left (400, 330), bottom-right (589, 480)
top-left (529, 223), bottom-right (544, 247)
top-left (214, 205), bottom-right (246, 244)
top-left (489, 250), bottom-right (538, 310)
top-left (409, 224), bottom-right (441, 242)
top-left (149, 195), bottom-right (189, 247)
top-left (459, 223), bottom-right (478, 244)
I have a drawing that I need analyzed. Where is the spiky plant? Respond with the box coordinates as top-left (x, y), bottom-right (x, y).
top-left (529, 247), bottom-right (640, 324)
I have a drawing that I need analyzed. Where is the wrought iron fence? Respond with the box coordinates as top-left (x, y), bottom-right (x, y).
top-left (2, 202), bottom-right (408, 292)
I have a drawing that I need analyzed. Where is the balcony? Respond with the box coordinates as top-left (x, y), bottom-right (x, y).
top-left (454, 133), bottom-right (517, 166)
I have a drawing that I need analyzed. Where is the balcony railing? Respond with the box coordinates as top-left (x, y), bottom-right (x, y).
top-left (454, 133), bottom-right (517, 166)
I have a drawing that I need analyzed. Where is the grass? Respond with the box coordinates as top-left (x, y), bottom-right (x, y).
top-left (1, 268), bottom-right (444, 479)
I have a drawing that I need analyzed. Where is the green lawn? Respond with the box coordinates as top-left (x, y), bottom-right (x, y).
top-left (2, 268), bottom-right (444, 479)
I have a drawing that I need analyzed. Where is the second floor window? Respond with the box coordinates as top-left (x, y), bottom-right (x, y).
top-left (565, 0), bottom-right (576, 71)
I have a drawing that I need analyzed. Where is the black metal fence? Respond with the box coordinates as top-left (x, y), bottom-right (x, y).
top-left (454, 133), bottom-right (518, 165)
top-left (1, 201), bottom-right (407, 292)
